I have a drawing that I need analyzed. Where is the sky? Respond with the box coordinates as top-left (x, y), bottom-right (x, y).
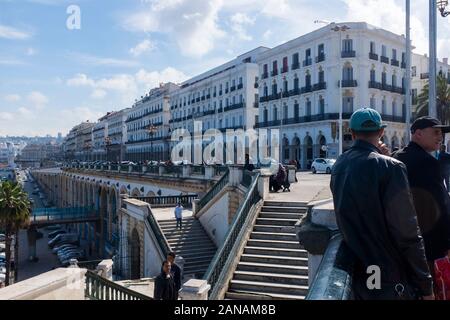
top-left (0, 0), bottom-right (449, 137)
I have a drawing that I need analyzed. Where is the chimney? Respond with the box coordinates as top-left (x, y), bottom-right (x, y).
top-left (444, 58), bottom-right (448, 65)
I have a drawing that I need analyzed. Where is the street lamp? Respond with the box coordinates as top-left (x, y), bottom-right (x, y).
top-left (331, 24), bottom-right (350, 157)
top-left (147, 124), bottom-right (158, 161)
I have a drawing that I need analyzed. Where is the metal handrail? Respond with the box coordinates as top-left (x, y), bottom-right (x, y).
top-left (145, 205), bottom-right (171, 257)
top-left (203, 172), bottom-right (261, 299)
top-left (134, 195), bottom-right (198, 208)
top-left (85, 270), bottom-right (152, 300)
top-left (196, 169), bottom-right (230, 213)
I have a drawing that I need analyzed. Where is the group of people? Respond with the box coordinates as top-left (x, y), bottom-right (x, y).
top-left (331, 107), bottom-right (450, 300)
top-left (153, 252), bottom-right (182, 300)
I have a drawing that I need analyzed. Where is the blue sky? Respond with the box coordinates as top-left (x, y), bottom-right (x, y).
top-left (0, 0), bottom-right (449, 136)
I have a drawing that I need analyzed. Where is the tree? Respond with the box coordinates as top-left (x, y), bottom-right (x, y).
top-left (415, 74), bottom-right (450, 124)
top-left (0, 181), bottom-right (31, 286)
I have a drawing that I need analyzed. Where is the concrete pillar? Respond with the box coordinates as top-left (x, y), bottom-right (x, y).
top-left (96, 259), bottom-right (113, 280)
top-left (128, 165), bottom-right (132, 173)
top-left (205, 166), bottom-right (214, 180)
top-left (256, 170), bottom-right (271, 199)
top-left (27, 227), bottom-right (38, 262)
top-left (158, 166), bottom-right (165, 175)
top-left (287, 165), bottom-right (296, 183)
top-left (182, 165), bottom-right (192, 178)
top-left (179, 279), bottom-right (211, 300)
top-left (142, 165), bottom-right (147, 173)
top-left (228, 165), bottom-right (243, 187)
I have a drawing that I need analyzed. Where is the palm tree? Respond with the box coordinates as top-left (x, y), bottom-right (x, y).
top-left (415, 74), bottom-right (450, 124)
top-left (0, 181), bottom-right (31, 286)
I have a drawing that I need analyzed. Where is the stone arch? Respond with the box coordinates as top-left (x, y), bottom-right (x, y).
top-left (146, 191), bottom-right (156, 197)
top-left (304, 135), bottom-right (314, 169)
top-left (291, 136), bottom-right (301, 167)
top-left (119, 185), bottom-right (128, 195)
top-left (282, 136), bottom-right (290, 163)
top-left (318, 135), bottom-right (327, 158)
top-left (99, 187), bottom-right (108, 255)
top-left (130, 228), bottom-right (141, 280)
top-left (131, 188), bottom-right (141, 198)
top-left (109, 188), bottom-right (118, 244)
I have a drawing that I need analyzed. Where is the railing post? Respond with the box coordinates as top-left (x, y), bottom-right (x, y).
top-left (159, 166), bottom-right (165, 175)
top-left (142, 165), bottom-right (147, 174)
top-left (182, 164), bottom-right (192, 178)
top-left (256, 169), bottom-right (271, 199)
top-left (228, 165), bottom-right (243, 187)
top-left (179, 279), bottom-right (211, 300)
top-left (128, 165), bottom-right (132, 173)
top-left (204, 165), bottom-right (214, 179)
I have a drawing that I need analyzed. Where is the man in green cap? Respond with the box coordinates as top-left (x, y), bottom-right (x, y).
top-left (330, 107), bottom-right (434, 300)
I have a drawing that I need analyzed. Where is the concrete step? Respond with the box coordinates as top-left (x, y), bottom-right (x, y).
top-left (178, 252), bottom-right (216, 262)
top-left (236, 262), bottom-right (308, 276)
top-left (253, 225), bottom-right (295, 233)
top-left (158, 221), bottom-right (198, 228)
top-left (160, 227), bottom-right (207, 235)
top-left (244, 246), bottom-right (308, 258)
top-left (229, 279), bottom-right (308, 296)
top-left (240, 254), bottom-right (308, 266)
top-left (175, 247), bottom-right (216, 256)
top-left (246, 239), bottom-right (301, 250)
top-left (255, 217), bottom-right (299, 226)
top-left (261, 206), bottom-right (306, 213)
top-left (225, 291), bottom-right (305, 300)
top-left (166, 234), bottom-right (212, 242)
top-left (263, 201), bottom-right (308, 208)
top-left (233, 271), bottom-right (309, 286)
top-left (171, 242), bottom-right (217, 251)
top-left (259, 212), bottom-right (304, 220)
top-left (250, 231), bottom-right (298, 242)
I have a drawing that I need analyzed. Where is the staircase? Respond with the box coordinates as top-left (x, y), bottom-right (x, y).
top-left (225, 201), bottom-right (309, 300)
top-left (158, 217), bottom-right (217, 278)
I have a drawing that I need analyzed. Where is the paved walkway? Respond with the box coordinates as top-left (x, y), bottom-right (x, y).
top-left (152, 207), bottom-right (193, 221)
top-left (267, 171), bottom-right (332, 203)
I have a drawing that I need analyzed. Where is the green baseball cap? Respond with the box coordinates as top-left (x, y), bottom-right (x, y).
top-left (349, 107), bottom-right (387, 131)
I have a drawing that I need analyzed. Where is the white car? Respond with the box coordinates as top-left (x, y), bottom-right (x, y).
top-left (311, 158), bottom-right (336, 174)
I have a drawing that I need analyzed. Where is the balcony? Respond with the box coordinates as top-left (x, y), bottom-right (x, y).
top-left (259, 96), bottom-right (270, 103)
top-left (230, 86), bottom-right (236, 92)
top-left (420, 73), bottom-right (429, 79)
top-left (381, 83), bottom-right (392, 91)
top-left (391, 59), bottom-right (400, 67)
top-left (303, 58), bottom-right (312, 67)
top-left (204, 110), bottom-right (216, 116)
top-left (219, 90), bottom-right (223, 95)
top-left (271, 70), bottom-right (278, 77)
top-left (391, 86), bottom-right (404, 94)
top-left (340, 80), bottom-right (358, 87)
top-left (315, 54), bottom-right (325, 63)
top-left (237, 83), bottom-right (243, 90)
top-left (254, 82), bottom-right (259, 89)
top-left (218, 107), bottom-right (223, 113)
top-left (301, 85), bottom-right (313, 93)
top-left (224, 102), bottom-right (244, 112)
top-left (262, 72), bottom-right (269, 79)
top-left (368, 81), bottom-right (382, 89)
top-left (191, 99), bottom-right (195, 104)
top-left (313, 82), bottom-right (327, 91)
top-left (206, 94), bottom-right (211, 99)
top-left (281, 66), bottom-right (289, 74)
top-left (201, 96), bottom-right (205, 101)
top-left (289, 88), bottom-right (300, 97)
top-left (196, 97), bottom-right (201, 102)
top-left (369, 52), bottom-right (378, 61)
top-left (225, 88), bottom-right (229, 94)
top-left (291, 62), bottom-right (300, 70)
top-left (341, 51), bottom-right (356, 58)
top-left (282, 91), bottom-right (290, 98)
top-left (253, 102), bottom-right (259, 108)
top-left (401, 61), bottom-right (406, 69)
top-left (380, 56), bottom-right (389, 64)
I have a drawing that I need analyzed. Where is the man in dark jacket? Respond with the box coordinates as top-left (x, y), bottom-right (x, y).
top-left (153, 261), bottom-right (177, 300)
top-left (393, 117), bottom-right (450, 270)
top-left (167, 252), bottom-right (182, 299)
top-left (331, 108), bottom-right (433, 300)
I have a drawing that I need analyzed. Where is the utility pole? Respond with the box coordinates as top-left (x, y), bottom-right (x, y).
top-left (429, 0), bottom-right (438, 118)
top-left (405, 0), bottom-right (412, 143)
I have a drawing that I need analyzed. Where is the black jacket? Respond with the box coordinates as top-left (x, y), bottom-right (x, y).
top-left (393, 142), bottom-right (450, 261)
top-left (438, 151), bottom-right (450, 176)
top-left (153, 272), bottom-right (177, 300)
top-left (331, 140), bottom-right (433, 299)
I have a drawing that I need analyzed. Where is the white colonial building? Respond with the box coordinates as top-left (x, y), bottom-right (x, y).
top-left (257, 22), bottom-right (409, 168)
top-left (105, 109), bottom-right (129, 162)
top-left (169, 48), bottom-right (268, 161)
top-left (92, 114), bottom-right (108, 161)
top-left (125, 83), bottom-right (179, 162)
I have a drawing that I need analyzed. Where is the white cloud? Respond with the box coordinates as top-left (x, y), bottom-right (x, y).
top-left (91, 89), bottom-right (107, 99)
top-left (26, 47), bottom-right (37, 56)
top-left (129, 39), bottom-right (156, 57)
top-left (4, 94), bottom-right (21, 102)
top-left (71, 53), bottom-right (139, 67)
top-left (230, 13), bottom-right (255, 41)
top-left (0, 112), bottom-right (13, 121)
top-left (0, 24), bottom-right (31, 40)
top-left (135, 67), bottom-right (189, 88)
top-left (67, 73), bottom-right (96, 87)
top-left (263, 29), bottom-right (273, 40)
top-left (0, 58), bottom-right (25, 65)
top-left (18, 107), bottom-right (33, 118)
top-left (28, 91), bottom-right (48, 110)
top-left (123, 0), bottom-right (226, 57)
top-left (60, 107), bottom-right (104, 124)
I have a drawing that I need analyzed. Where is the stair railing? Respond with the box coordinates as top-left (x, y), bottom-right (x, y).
top-left (144, 204), bottom-right (172, 257)
top-left (196, 169), bottom-right (230, 213)
top-left (85, 270), bottom-right (152, 300)
top-left (203, 172), bottom-right (261, 299)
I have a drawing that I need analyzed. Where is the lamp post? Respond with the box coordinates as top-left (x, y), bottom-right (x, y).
top-left (405, 0), bottom-right (412, 144)
top-left (147, 124), bottom-right (158, 161)
top-left (429, 0), bottom-right (438, 119)
top-left (331, 24), bottom-right (350, 157)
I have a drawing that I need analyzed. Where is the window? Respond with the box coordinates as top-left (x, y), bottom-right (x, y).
top-left (273, 60), bottom-right (278, 72)
top-left (382, 99), bottom-right (387, 114)
top-left (392, 49), bottom-right (397, 60)
top-left (306, 99), bottom-right (312, 116)
top-left (318, 44), bottom-right (325, 55)
top-left (272, 83), bottom-right (278, 95)
top-left (392, 75), bottom-right (397, 87)
top-left (382, 72), bottom-right (387, 84)
top-left (239, 115), bottom-right (243, 126)
top-left (294, 77), bottom-right (299, 90)
top-left (264, 85), bottom-right (268, 96)
top-left (382, 45), bottom-right (387, 57)
top-left (392, 101), bottom-right (397, 116)
top-left (370, 41), bottom-right (376, 54)
top-left (293, 53), bottom-right (299, 64)
top-left (305, 74), bottom-right (311, 87)
top-left (294, 102), bottom-right (300, 118)
top-left (342, 65), bottom-right (353, 81)
top-left (273, 107), bottom-right (278, 121)
top-left (263, 108), bottom-right (268, 122)
top-left (283, 104), bottom-right (288, 119)
top-left (239, 77), bottom-right (243, 85)
top-left (263, 64), bottom-right (268, 74)
top-left (370, 69), bottom-right (376, 82)
top-left (343, 97), bottom-right (354, 113)
top-left (402, 52), bottom-right (406, 63)
top-left (343, 39), bottom-right (353, 51)
top-left (319, 98), bottom-right (325, 114)
top-left (319, 70), bottom-right (325, 83)
top-left (283, 57), bottom-right (288, 69)
top-left (412, 66), bottom-right (417, 77)
top-left (370, 97), bottom-right (376, 109)
top-left (232, 117), bottom-right (236, 127)
top-left (283, 79), bottom-right (288, 92)
top-left (306, 48), bottom-right (311, 59)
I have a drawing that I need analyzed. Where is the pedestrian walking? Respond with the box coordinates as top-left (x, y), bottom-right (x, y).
top-left (393, 116), bottom-right (450, 279)
top-left (166, 252), bottom-right (182, 299)
top-left (154, 260), bottom-right (177, 300)
top-left (174, 202), bottom-right (183, 230)
top-left (330, 108), bottom-right (433, 300)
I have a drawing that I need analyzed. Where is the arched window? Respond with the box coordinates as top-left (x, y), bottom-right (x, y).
top-left (342, 63), bottom-right (353, 81)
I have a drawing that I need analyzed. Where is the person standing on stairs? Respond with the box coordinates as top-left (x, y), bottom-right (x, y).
top-left (154, 260), bottom-right (177, 300)
top-left (174, 202), bottom-right (183, 230)
top-left (167, 251), bottom-right (182, 299)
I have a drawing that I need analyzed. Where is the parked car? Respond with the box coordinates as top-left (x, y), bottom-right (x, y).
top-left (0, 266), bottom-right (6, 274)
top-left (0, 243), bottom-right (5, 252)
top-left (45, 225), bottom-right (63, 231)
top-left (57, 247), bottom-right (82, 258)
top-left (48, 234), bottom-right (79, 248)
top-left (48, 229), bottom-right (67, 239)
top-left (53, 243), bottom-right (78, 254)
top-left (311, 158), bottom-right (336, 174)
top-left (0, 234), bottom-right (5, 242)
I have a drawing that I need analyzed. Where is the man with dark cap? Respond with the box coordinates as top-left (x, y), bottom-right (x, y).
top-left (393, 116), bottom-right (450, 277)
top-left (331, 108), bottom-right (433, 300)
